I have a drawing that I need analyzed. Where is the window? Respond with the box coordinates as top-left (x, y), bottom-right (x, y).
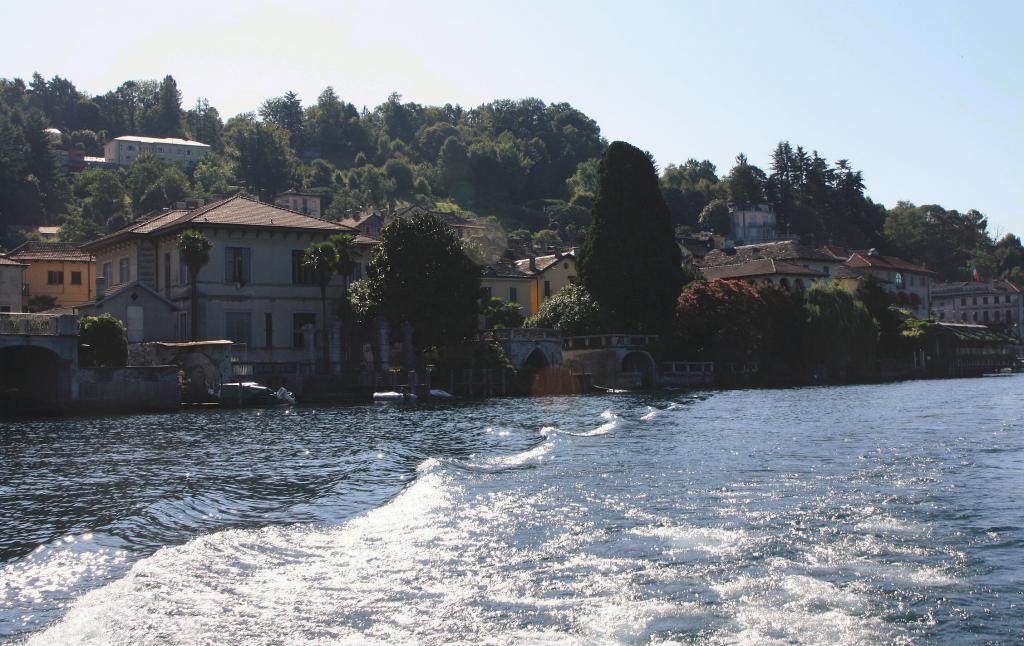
top-left (102, 261), bottom-right (112, 282)
top-left (47, 270), bottom-right (64, 285)
top-left (995, 310), bottom-right (1001, 320)
top-left (994, 295), bottom-right (1000, 304)
top-left (293, 313), bottom-right (316, 348)
top-left (823, 266), bottom-right (830, 275)
top-left (509, 287), bottom-right (518, 302)
top-left (961, 297), bottom-right (966, 306)
top-left (224, 247), bottom-right (251, 285)
top-left (973, 297), bottom-right (978, 305)
top-left (544, 280), bottom-right (551, 297)
top-left (71, 271), bottom-right (82, 285)
top-left (983, 311), bottom-right (989, 322)
top-left (179, 257), bottom-right (188, 285)
top-left (481, 286), bottom-right (493, 300)
top-left (353, 263), bottom-right (363, 280)
top-left (1007, 311), bottom-right (1013, 323)
top-left (291, 250), bottom-right (315, 284)
top-left (983, 297), bottom-right (988, 305)
top-left (225, 312), bottom-right (252, 346)
top-left (265, 312), bottom-right (273, 348)
top-left (118, 257), bottom-right (130, 283)
top-left (164, 253), bottom-right (171, 292)
top-left (568, 275), bottom-right (578, 284)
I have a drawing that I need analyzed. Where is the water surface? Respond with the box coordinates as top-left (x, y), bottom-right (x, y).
top-left (2, 377), bottom-right (1022, 643)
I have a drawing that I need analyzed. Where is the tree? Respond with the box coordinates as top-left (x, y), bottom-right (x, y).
top-left (673, 279), bottom-right (766, 363)
top-left (481, 296), bottom-right (525, 329)
top-left (259, 91), bottom-right (304, 150)
top-left (304, 241), bottom-right (341, 372)
top-left (723, 153), bottom-right (767, 204)
top-left (523, 283), bottom-right (603, 335)
top-left (78, 314), bottom-right (128, 367)
top-left (186, 98), bottom-right (223, 150)
top-left (223, 115), bottom-right (295, 200)
top-left (578, 141), bottom-right (682, 332)
top-left (143, 75), bottom-right (186, 138)
top-left (350, 213), bottom-right (480, 353)
top-left (802, 283), bottom-right (878, 380)
top-left (531, 229), bottom-right (562, 251)
top-left (177, 229), bottom-right (212, 340)
top-left (698, 199), bottom-right (731, 235)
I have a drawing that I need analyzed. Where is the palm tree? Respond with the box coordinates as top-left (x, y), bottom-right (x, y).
top-left (329, 233), bottom-right (357, 293)
top-left (304, 241), bottom-right (340, 373)
top-left (177, 229), bottom-right (213, 341)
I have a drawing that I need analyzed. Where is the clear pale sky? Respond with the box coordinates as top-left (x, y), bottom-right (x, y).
top-left (4, 0), bottom-right (1021, 236)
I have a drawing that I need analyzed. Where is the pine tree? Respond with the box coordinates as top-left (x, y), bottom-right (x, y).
top-left (578, 141), bottom-right (682, 333)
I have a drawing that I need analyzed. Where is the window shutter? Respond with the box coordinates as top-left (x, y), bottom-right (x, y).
top-left (242, 248), bottom-right (252, 284)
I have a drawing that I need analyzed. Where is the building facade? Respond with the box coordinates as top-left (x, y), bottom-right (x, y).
top-left (728, 203), bottom-right (796, 244)
top-left (513, 250), bottom-right (578, 314)
top-left (701, 258), bottom-right (828, 290)
top-left (0, 256), bottom-right (26, 312)
top-left (80, 196), bottom-right (374, 371)
top-left (273, 191), bottom-right (323, 217)
top-left (7, 242), bottom-right (94, 309)
top-left (930, 280), bottom-right (1023, 340)
top-left (844, 250), bottom-right (933, 318)
top-left (104, 136), bottom-right (211, 167)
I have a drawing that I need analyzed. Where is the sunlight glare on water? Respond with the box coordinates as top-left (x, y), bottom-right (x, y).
top-left (2, 376), bottom-right (1023, 644)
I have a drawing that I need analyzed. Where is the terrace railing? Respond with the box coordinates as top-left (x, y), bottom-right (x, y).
top-left (0, 312), bottom-right (77, 336)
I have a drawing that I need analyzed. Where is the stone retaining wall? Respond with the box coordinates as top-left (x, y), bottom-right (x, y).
top-left (77, 366), bottom-right (180, 412)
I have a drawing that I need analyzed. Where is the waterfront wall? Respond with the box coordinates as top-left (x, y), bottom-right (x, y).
top-left (77, 366), bottom-right (180, 411)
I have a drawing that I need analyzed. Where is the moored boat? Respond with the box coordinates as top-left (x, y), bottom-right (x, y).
top-left (215, 382), bottom-right (296, 407)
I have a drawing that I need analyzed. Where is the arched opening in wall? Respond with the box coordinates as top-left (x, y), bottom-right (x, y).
top-left (523, 347), bottom-right (549, 372)
top-left (621, 351), bottom-right (655, 388)
top-left (0, 345), bottom-right (60, 413)
top-left (779, 278), bottom-right (791, 291)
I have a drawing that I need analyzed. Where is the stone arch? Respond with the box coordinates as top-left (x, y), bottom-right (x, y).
top-left (0, 345), bottom-right (61, 413)
top-left (523, 347), bottom-right (549, 372)
top-left (621, 351), bottom-right (656, 388)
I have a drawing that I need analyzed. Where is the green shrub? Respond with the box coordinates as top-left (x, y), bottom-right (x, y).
top-left (78, 314), bottom-right (128, 367)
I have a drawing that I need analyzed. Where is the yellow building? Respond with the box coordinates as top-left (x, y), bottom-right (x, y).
top-left (514, 250), bottom-right (578, 315)
top-left (8, 242), bottom-right (94, 310)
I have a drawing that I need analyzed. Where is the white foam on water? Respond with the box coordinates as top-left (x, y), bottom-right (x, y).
top-left (1, 535), bottom-right (129, 639)
top-left (640, 407), bottom-right (658, 421)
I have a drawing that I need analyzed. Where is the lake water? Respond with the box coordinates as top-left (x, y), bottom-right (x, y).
top-left (1, 376), bottom-right (1022, 644)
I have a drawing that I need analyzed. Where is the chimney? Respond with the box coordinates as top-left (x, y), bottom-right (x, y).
top-left (528, 256), bottom-right (537, 272)
top-left (95, 276), bottom-right (106, 303)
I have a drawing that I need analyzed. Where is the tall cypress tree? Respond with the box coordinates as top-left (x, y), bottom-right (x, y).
top-left (579, 141), bottom-right (682, 333)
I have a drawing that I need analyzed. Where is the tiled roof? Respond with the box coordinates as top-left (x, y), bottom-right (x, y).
top-left (932, 279), bottom-right (1023, 296)
top-left (342, 205), bottom-right (486, 232)
top-left (0, 255), bottom-right (27, 267)
top-left (482, 263), bottom-right (533, 279)
top-left (514, 251), bottom-right (577, 275)
top-left (832, 265), bottom-right (880, 281)
top-left (846, 251), bottom-right (934, 274)
top-left (7, 241), bottom-right (93, 262)
top-left (702, 258), bottom-right (828, 281)
top-left (83, 195), bottom-right (358, 250)
top-left (111, 135), bottom-right (210, 147)
top-left (700, 240), bottom-right (836, 267)
top-left (274, 189), bottom-right (323, 198)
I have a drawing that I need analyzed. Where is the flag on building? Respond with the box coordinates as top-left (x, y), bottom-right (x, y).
top-left (972, 266), bottom-right (980, 281)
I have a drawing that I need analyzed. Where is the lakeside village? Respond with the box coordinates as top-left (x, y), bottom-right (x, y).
top-left (0, 136), bottom-right (1021, 415)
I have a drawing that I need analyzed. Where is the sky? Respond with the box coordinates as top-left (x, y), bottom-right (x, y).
top-left (3, 0), bottom-right (1022, 236)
